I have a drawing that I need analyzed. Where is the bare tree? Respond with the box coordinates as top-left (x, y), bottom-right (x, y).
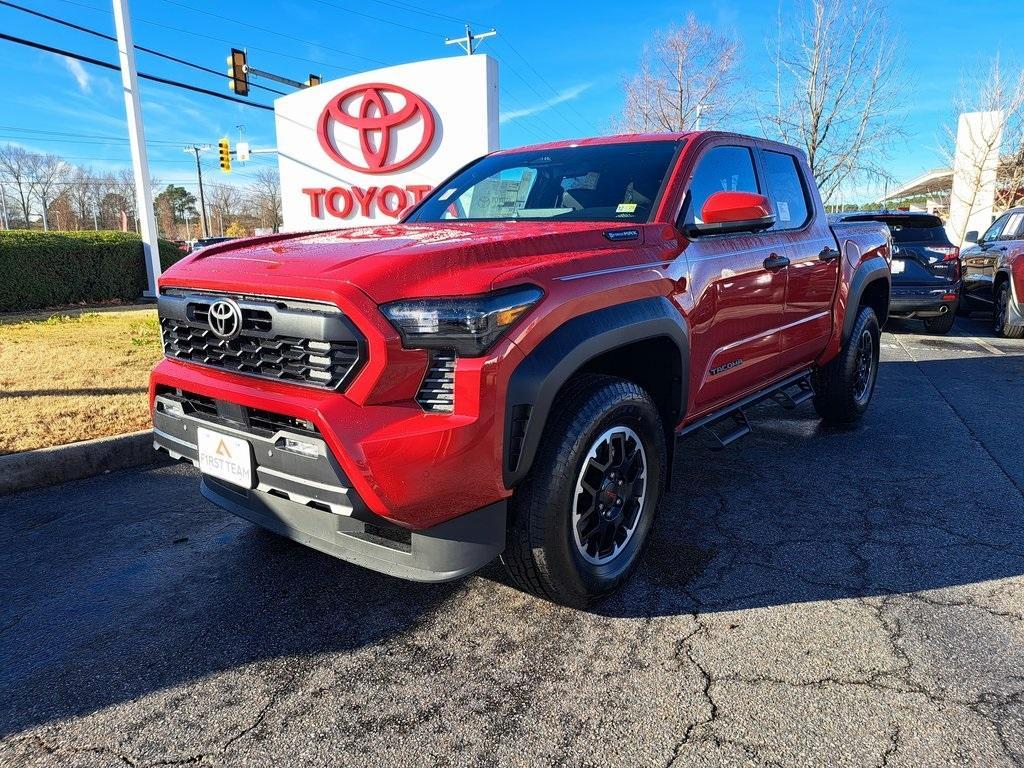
top-left (115, 168), bottom-right (145, 232)
top-left (208, 184), bottom-right (244, 235)
top-left (0, 144), bottom-right (37, 226)
top-left (248, 168), bottom-right (282, 232)
top-left (67, 165), bottom-right (96, 229)
top-left (760, 0), bottom-right (900, 203)
top-left (29, 153), bottom-right (69, 230)
top-left (620, 13), bottom-right (740, 133)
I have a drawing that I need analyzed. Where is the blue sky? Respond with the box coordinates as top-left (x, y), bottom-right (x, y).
top-left (2, 0), bottom-right (1023, 200)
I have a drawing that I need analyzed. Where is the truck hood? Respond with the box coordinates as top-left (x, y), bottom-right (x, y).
top-left (163, 221), bottom-right (635, 303)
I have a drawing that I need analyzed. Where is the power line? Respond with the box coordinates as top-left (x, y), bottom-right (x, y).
top-left (158, 0), bottom-right (389, 67)
top-left (497, 38), bottom-right (591, 131)
top-left (51, 0), bottom-right (365, 76)
top-left (304, 0), bottom-right (444, 37)
top-left (0, 32), bottom-right (275, 111)
top-left (0, 125), bottom-right (197, 145)
top-left (0, 0), bottom-right (289, 96)
top-left (361, 0), bottom-right (488, 27)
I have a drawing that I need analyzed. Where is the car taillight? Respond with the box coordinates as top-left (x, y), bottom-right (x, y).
top-left (936, 246), bottom-right (960, 261)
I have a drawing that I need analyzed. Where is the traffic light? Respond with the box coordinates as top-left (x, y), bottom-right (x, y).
top-left (306, 74), bottom-right (322, 87)
top-left (227, 48), bottom-right (248, 96)
top-left (218, 137), bottom-right (231, 173)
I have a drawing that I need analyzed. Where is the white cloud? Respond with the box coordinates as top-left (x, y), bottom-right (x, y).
top-left (63, 57), bottom-right (91, 93)
top-left (500, 82), bottom-right (592, 124)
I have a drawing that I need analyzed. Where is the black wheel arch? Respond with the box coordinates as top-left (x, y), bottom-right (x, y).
top-left (503, 297), bottom-right (689, 489)
top-left (844, 256), bottom-right (891, 343)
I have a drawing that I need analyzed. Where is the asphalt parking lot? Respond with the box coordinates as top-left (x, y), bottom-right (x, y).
top-left (2, 315), bottom-right (1024, 767)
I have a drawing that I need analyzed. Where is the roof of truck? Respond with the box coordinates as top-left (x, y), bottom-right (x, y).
top-left (492, 132), bottom-right (695, 155)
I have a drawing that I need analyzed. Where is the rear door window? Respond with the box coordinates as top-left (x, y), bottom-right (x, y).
top-left (683, 145), bottom-right (759, 227)
top-left (999, 211), bottom-right (1024, 240)
top-left (761, 150), bottom-right (810, 230)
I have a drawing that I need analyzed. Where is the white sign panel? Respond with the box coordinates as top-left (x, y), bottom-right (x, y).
top-left (275, 55), bottom-right (499, 231)
top-left (948, 110), bottom-right (1004, 246)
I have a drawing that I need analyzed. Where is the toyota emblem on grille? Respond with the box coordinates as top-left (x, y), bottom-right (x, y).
top-left (208, 299), bottom-right (242, 340)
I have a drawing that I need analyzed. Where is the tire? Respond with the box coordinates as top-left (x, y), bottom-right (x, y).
top-left (812, 306), bottom-right (880, 426)
top-left (995, 282), bottom-right (1024, 339)
top-left (957, 299), bottom-right (973, 318)
top-left (923, 308), bottom-right (956, 335)
top-left (501, 374), bottom-right (667, 608)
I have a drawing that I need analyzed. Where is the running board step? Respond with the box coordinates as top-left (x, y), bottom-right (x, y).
top-left (770, 378), bottom-right (815, 410)
top-left (679, 370), bottom-right (817, 449)
top-left (702, 410), bottom-right (751, 450)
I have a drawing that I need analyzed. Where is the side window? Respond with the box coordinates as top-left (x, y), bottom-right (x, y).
top-left (683, 146), bottom-right (759, 227)
top-left (999, 211), bottom-right (1024, 240)
top-left (762, 150), bottom-right (810, 230)
top-left (982, 214), bottom-right (1008, 243)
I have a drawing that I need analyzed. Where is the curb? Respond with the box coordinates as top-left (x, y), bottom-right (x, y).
top-left (0, 430), bottom-right (168, 496)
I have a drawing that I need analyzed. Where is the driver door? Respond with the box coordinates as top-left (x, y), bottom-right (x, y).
top-left (679, 141), bottom-right (792, 417)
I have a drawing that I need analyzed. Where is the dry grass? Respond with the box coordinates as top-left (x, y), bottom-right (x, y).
top-left (0, 309), bottom-right (161, 454)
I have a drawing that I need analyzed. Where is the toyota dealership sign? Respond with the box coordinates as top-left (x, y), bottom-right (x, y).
top-left (275, 55), bottom-right (499, 230)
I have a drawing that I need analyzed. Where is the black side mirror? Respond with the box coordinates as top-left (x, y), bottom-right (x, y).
top-left (964, 230), bottom-right (979, 244)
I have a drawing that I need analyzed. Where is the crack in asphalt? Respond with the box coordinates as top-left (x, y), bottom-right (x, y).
top-left (879, 721), bottom-right (900, 767)
top-left (5, 330), bottom-right (1024, 765)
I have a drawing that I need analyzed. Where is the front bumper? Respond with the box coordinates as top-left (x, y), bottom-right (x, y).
top-left (889, 285), bottom-right (958, 317)
top-left (152, 389), bottom-right (506, 581)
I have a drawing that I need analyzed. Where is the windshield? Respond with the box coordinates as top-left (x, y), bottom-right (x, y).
top-left (406, 140), bottom-right (680, 224)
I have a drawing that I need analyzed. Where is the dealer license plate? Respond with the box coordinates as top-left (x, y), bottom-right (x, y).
top-left (197, 427), bottom-right (253, 488)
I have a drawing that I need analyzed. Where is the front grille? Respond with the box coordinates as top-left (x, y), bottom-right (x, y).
top-left (416, 353), bottom-right (455, 412)
top-left (158, 291), bottom-right (365, 391)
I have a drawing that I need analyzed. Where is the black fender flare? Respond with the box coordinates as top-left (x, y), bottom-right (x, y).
top-left (843, 255), bottom-right (891, 344)
top-left (503, 297), bottom-right (689, 489)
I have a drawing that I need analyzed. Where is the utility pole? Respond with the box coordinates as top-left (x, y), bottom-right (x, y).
top-left (112, 0), bottom-right (160, 298)
top-left (0, 183), bottom-right (8, 230)
top-left (445, 24), bottom-right (496, 55)
top-left (185, 144), bottom-right (211, 238)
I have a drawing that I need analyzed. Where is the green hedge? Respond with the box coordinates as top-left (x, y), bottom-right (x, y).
top-left (0, 230), bottom-right (185, 313)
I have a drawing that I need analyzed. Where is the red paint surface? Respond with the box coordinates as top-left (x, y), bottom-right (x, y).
top-left (151, 131), bottom-right (889, 530)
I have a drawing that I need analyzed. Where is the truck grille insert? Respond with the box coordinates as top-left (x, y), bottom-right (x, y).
top-left (161, 320), bottom-right (359, 389)
top-left (416, 353), bottom-right (455, 412)
top-left (158, 291), bottom-right (365, 391)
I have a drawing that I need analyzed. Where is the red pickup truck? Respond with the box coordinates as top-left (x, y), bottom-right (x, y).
top-left (150, 132), bottom-right (890, 607)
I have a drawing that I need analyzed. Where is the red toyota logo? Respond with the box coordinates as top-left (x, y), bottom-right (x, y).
top-left (317, 83), bottom-right (436, 174)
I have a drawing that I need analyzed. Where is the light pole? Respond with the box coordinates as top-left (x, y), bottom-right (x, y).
top-left (112, 0), bottom-right (160, 297)
top-left (184, 145), bottom-right (211, 238)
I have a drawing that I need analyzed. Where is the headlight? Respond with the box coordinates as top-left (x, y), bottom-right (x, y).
top-left (381, 286), bottom-right (543, 356)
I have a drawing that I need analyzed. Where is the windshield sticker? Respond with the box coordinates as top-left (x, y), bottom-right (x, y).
top-left (777, 201), bottom-right (791, 222)
top-left (616, 203), bottom-right (638, 214)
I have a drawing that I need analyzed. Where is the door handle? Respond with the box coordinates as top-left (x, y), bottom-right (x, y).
top-left (763, 253), bottom-right (790, 271)
top-left (819, 246), bottom-right (840, 262)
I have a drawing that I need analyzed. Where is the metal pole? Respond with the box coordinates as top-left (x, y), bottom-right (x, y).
top-left (0, 183), bottom-right (8, 230)
top-left (112, 0), bottom-right (160, 297)
top-left (190, 146), bottom-right (210, 238)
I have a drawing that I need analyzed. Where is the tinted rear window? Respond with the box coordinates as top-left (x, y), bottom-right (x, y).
top-left (841, 215), bottom-right (948, 243)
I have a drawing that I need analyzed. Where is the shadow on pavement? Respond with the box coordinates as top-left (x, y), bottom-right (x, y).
top-left (2, 353), bottom-right (1023, 735)
top-left (591, 354), bottom-right (1024, 618)
top-left (0, 469), bottom-right (456, 737)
